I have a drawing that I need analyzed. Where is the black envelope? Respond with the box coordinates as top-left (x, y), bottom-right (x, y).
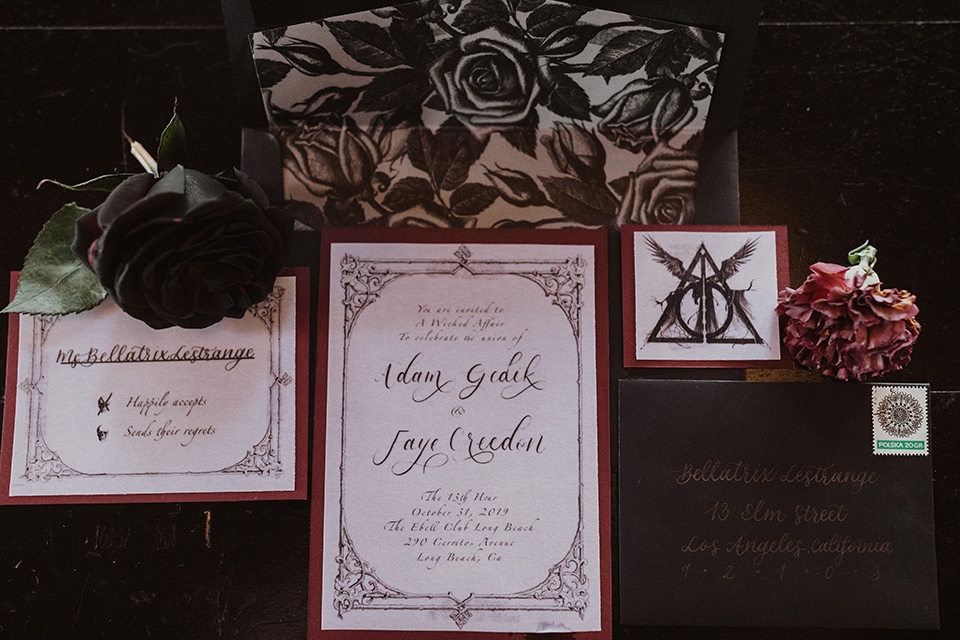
top-left (219, 0), bottom-right (763, 225)
top-left (618, 379), bottom-right (939, 629)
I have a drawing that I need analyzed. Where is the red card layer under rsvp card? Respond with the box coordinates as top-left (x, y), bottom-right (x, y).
top-left (311, 228), bottom-right (611, 637)
top-left (0, 268), bottom-right (309, 504)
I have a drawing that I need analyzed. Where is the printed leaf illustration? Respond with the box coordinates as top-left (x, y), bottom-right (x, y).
top-left (378, 3), bottom-right (435, 20)
top-left (3, 204), bottom-right (107, 315)
top-left (292, 86), bottom-right (362, 118)
top-left (450, 183), bottom-right (499, 217)
top-left (517, 0), bottom-right (547, 11)
top-left (501, 122), bottom-right (538, 158)
top-left (431, 120), bottom-right (488, 191)
top-left (484, 166), bottom-right (548, 207)
top-left (321, 198), bottom-right (365, 226)
top-left (357, 69), bottom-right (432, 113)
top-left (326, 20), bottom-right (404, 68)
top-left (546, 72), bottom-right (592, 120)
top-left (423, 93), bottom-right (447, 111)
top-left (406, 125), bottom-right (436, 175)
top-left (683, 26), bottom-right (723, 63)
top-left (526, 3), bottom-right (589, 38)
top-left (452, 0), bottom-right (511, 33)
top-left (608, 175), bottom-right (632, 197)
top-left (643, 29), bottom-right (692, 78)
top-left (383, 177), bottom-right (435, 212)
top-left (156, 106), bottom-right (186, 173)
top-left (263, 26), bottom-right (287, 46)
top-left (272, 38), bottom-right (346, 76)
top-left (540, 176), bottom-right (618, 225)
top-left (38, 173), bottom-right (136, 193)
top-left (539, 24), bottom-right (603, 58)
top-left (282, 199), bottom-right (326, 230)
top-left (585, 29), bottom-right (664, 81)
top-left (255, 58), bottom-right (293, 89)
top-left (389, 16), bottom-right (436, 68)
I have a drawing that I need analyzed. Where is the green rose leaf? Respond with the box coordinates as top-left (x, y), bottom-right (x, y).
top-left (157, 106), bottom-right (187, 173)
top-left (2, 203), bottom-right (108, 315)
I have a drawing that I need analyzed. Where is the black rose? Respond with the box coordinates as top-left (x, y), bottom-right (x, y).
top-left (72, 165), bottom-right (291, 329)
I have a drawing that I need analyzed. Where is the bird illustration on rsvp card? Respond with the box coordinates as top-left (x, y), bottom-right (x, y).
top-left (1, 270), bottom-right (309, 504)
top-left (312, 229), bottom-right (611, 637)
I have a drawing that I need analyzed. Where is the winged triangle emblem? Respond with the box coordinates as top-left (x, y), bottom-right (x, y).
top-left (644, 236), bottom-right (764, 345)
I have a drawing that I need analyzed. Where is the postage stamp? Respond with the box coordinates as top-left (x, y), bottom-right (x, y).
top-left (872, 385), bottom-right (929, 456)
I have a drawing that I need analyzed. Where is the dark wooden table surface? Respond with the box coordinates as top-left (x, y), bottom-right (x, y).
top-left (1, 1), bottom-right (956, 638)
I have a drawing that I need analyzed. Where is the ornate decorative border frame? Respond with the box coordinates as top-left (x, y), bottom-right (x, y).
top-left (17, 285), bottom-right (291, 482)
top-left (332, 245), bottom-right (590, 628)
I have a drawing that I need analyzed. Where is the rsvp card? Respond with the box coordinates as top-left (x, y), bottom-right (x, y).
top-left (1, 272), bottom-right (308, 503)
top-left (313, 229), bottom-right (610, 636)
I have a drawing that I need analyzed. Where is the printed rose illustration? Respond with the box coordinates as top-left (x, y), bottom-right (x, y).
top-left (275, 118), bottom-right (382, 200)
top-left (253, 0), bottom-right (723, 228)
top-left (542, 122), bottom-right (606, 186)
top-left (73, 166), bottom-right (291, 329)
top-left (593, 77), bottom-right (696, 153)
top-left (429, 24), bottom-right (541, 128)
top-left (614, 141), bottom-right (698, 225)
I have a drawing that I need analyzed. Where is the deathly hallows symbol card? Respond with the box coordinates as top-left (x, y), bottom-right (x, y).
top-left (622, 225), bottom-right (789, 367)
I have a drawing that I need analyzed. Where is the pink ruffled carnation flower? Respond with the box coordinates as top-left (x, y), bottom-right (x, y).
top-left (776, 244), bottom-right (920, 381)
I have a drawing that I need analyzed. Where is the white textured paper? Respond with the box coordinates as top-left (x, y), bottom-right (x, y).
top-left (321, 242), bottom-right (601, 632)
top-left (8, 276), bottom-right (297, 497)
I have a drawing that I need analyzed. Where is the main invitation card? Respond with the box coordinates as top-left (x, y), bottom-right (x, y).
top-left (313, 229), bottom-right (610, 637)
top-left (1, 271), bottom-right (308, 503)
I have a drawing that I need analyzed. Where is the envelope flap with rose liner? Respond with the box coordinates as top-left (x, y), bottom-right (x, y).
top-left (232, 0), bottom-right (747, 228)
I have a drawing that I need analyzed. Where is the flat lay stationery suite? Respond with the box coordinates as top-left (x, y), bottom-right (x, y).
top-left (312, 228), bottom-right (611, 636)
top-left (1, 0), bottom-right (955, 638)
